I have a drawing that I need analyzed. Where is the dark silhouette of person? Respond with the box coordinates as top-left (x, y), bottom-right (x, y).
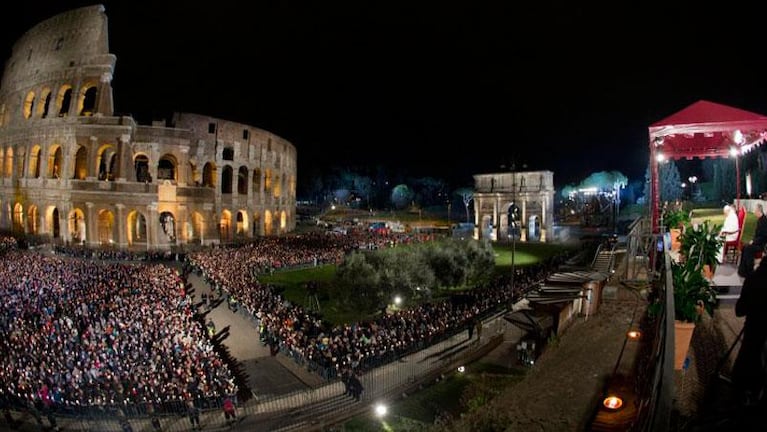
top-left (739, 204), bottom-right (767, 277)
top-left (732, 258), bottom-right (767, 406)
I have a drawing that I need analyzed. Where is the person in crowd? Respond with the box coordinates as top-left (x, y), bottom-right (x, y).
top-left (222, 395), bottom-right (237, 426)
top-left (739, 204), bottom-right (767, 277)
top-left (732, 258), bottom-right (767, 406)
top-left (187, 401), bottom-right (201, 430)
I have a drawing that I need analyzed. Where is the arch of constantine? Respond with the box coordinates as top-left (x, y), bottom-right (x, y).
top-left (473, 170), bottom-right (555, 242)
top-left (0, 5), bottom-right (296, 249)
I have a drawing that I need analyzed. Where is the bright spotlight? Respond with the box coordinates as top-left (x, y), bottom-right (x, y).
top-left (457, 366), bottom-right (465, 373)
top-left (394, 296), bottom-right (402, 306)
top-left (374, 403), bottom-right (388, 417)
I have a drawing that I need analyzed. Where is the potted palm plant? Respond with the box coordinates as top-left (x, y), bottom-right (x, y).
top-left (678, 219), bottom-right (722, 278)
top-left (671, 221), bottom-right (721, 369)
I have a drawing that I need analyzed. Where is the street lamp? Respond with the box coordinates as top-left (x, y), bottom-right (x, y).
top-left (688, 176), bottom-right (698, 200)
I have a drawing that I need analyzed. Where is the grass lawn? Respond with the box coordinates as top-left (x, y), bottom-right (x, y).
top-left (341, 362), bottom-right (523, 431)
top-left (492, 242), bottom-right (573, 276)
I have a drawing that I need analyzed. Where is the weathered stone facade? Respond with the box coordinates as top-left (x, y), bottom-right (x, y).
top-left (0, 5), bottom-right (296, 249)
top-left (473, 171), bottom-right (555, 242)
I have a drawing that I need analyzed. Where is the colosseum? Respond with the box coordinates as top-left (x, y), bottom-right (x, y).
top-left (0, 5), bottom-right (297, 249)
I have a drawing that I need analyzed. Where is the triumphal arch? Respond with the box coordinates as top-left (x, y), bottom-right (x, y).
top-left (473, 170), bottom-right (555, 242)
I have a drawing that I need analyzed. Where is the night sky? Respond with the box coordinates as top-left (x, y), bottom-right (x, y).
top-left (3, 2), bottom-right (767, 190)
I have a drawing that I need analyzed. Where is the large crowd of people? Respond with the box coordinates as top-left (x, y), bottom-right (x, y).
top-left (0, 225), bottom-right (577, 423)
top-left (0, 249), bottom-right (237, 414)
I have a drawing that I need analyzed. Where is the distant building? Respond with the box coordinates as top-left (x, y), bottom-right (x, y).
top-left (473, 171), bottom-right (555, 242)
top-left (0, 5), bottom-right (296, 248)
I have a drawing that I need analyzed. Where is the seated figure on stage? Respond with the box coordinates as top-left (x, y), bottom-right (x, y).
top-left (739, 204), bottom-right (767, 278)
top-left (717, 205), bottom-right (740, 264)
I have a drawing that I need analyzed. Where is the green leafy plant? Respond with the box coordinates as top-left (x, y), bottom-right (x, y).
top-left (678, 220), bottom-right (722, 271)
top-left (663, 207), bottom-right (691, 230)
top-left (671, 259), bottom-right (718, 323)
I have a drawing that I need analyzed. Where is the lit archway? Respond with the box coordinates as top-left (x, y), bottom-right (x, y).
top-left (192, 211), bottom-right (204, 243)
top-left (236, 210), bottom-right (249, 236)
top-left (203, 162), bottom-right (216, 188)
top-left (5, 147), bottom-right (13, 178)
top-left (134, 154), bottom-right (150, 182)
top-left (46, 206), bottom-right (60, 238)
top-left (23, 91), bottom-right (35, 119)
top-left (28, 145), bottom-right (41, 178)
top-left (57, 85), bottom-right (72, 117)
top-left (27, 205), bottom-right (38, 235)
top-left (96, 144), bottom-right (116, 181)
top-left (13, 203), bottom-right (23, 233)
top-left (73, 146), bottom-right (88, 179)
top-left (252, 212), bottom-right (261, 237)
top-left (159, 211), bottom-right (177, 242)
top-left (47, 145), bottom-right (62, 179)
top-left (157, 154), bottom-right (177, 181)
top-left (280, 210), bottom-right (287, 232)
top-left (68, 208), bottom-right (86, 244)
top-left (38, 88), bottom-right (52, 118)
top-left (78, 85), bottom-right (97, 116)
top-left (97, 209), bottom-right (115, 245)
top-left (264, 210), bottom-right (273, 236)
top-left (252, 168), bottom-right (261, 195)
top-left (238, 166), bottom-right (248, 195)
top-left (127, 210), bottom-right (147, 246)
top-left (220, 210), bottom-right (232, 242)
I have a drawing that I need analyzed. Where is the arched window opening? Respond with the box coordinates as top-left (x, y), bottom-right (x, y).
top-left (127, 211), bottom-right (147, 245)
top-left (219, 210), bottom-right (232, 242)
top-left (97, 209), bottom-right (114, 245)
top-left (134, 155), bottom-right (150, 182)
top-left (69, 209), bottom-right (86, 244)
top-left (51, 207), bottom-right (60, 238)
top-left (264, 210), bottom-right (273, 236)
top-left (157, 155), bottom-right (177, 181)
top-left (48, 146), bottom-right (62, 178)
top-left (159, 211), bottom-right (176, 242)
top-left (252, 168), bottom-right (261, 195)
top-left (40, 90), bottom-right (52, 118)
top-left (73, 146), bottom-right (87, 179)
top-left (252, 213), bottom-right (261, 237)
top-left (79, 86), bottom-right (97, 116)
top-left (29, 145), bottom-right (41, 178)
top-left (221, 165), bottom-right (233, 194)
top-left (223, 147), bottom-right (234, 161)
top-left (236, 211), bottom-right (248, 235)
top-left (5, 148), bottom-right (13, 178)
top-left (264, 169), bottom-right (272, 193)
top-left (13, 203), bottom-right (23, 233)
top-left (202, 162), bottom-right (216, 188)
top-left (27, 205), bottom-right (38, 234)
top-left (97, 147), bottom-right (115, 180)
top-left (273, 174), bottom-right (282, 198)
top-left (237, 166), bottom-right (248, 195)
top-left (23, 91), bottom-right (35, 119)
top-left (280, 210), bottom-right (287, 231)
top-left (57, 86), bottom-right (72, 117)
top-left (189, 162), bottom-right (199, 186)
top-left (0, 148), bottom-right (4, 177)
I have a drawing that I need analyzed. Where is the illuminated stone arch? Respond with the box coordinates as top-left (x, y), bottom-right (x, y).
top-left (45, 206), bottom-right (60, 238)
top-left (159, 211), bottom-right (177, 243)
top-left (157, 153), bottom-right (177, 181)
top-left (47, 144), bottom-right (62, 178)
top-left (221, 165), bottom-right (233, 194)
top-left (96, 144), bottom-right (117, 180)
top-left (73, 145), bottom-right (88, 179)
top-left (236, 210), bottom-right (249, 236)
top-left (38, 88), bottom-right (52, 119)
top-left (237, 166), bottom-right (248, 195)
top-left (280, 210), bottom-right (287, 232)
top-left (13, 203), bottom-right (23, 233)
top-left (0, 148), bottom-right (4, 177)
top-left (127, 210), bottom-right (147, 246)
top-left (252, 212), bottom-right (261, 237)
top-left (219, 210), bottom-right (232, 242)
top-left (202, 162), bottom-right (217, 188)
top-left (28, 145), bottom-right (41, 178)
top-left (264, 169), bottom-right (272, 194)
top-left (252, 168), bottom-right (261, 195)
top-left (23, 91), bottom-right (35, 119)
top-left (273, 173), bottom-right (281, 198)
top-left (68, 208), bottom-right (86, 243)
top-left (97, 208), bottom-right (115, 245)
top-left (26, 205), bottom-right (38, 234)
top-left (264, 210), bottom-right (273, 236)
top-left (134, 154), bottom-right (150, 182)
top-left (4, 147), bottom-right (13, 178)
top-left (191, 211), bottom-right (204, 243)
top-left (56, 84), bottom-right (72, 117)
top-left (78, 83), bottom-right (98, 116)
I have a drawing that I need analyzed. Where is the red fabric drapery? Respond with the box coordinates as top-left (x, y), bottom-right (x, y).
top-left (649, 100), bottom-right (767, 233)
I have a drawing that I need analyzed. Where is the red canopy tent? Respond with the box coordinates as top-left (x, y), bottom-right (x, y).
top-left (648, 100), bottom-right (767, 233)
